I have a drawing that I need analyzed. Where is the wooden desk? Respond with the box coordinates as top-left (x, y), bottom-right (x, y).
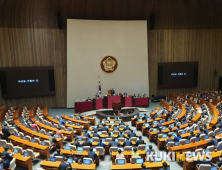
top-left (0, 147), bottom-right (32, 170)
top-left (9, 135), bottom-right (50, 158)
top-left (110, 161), bottom-right (169, 170)
top-left (61, 115), bottom-right (90, 129)
top-left (46, 116), bottom-right (83, 135)
top-left (148, 129), bottom-right (170, 142)
top-left (31, 118), bottom-right (74, 141)
top-left (14, 120), bottom-right (63, 148)
top-left (111, 150), bottom-right (146, 163)
top-left (40, 160), bottom-right (96, 170)
top-left (160, 99), bottom-right (173, 111)
top-left (60, 149), bottom-right (100, 165)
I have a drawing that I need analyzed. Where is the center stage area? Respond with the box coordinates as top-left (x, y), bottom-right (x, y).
top-left (81, 107), bottom-right (148, 121)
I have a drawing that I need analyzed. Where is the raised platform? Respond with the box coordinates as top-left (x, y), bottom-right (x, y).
top-left (95, 107), bottom-right (140, 121)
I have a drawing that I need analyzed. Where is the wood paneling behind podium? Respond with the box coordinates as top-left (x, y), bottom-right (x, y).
top-left (0, 0), bottom-right (222, 107)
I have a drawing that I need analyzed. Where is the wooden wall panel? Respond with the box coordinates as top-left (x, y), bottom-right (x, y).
top-left (0, 0), bottom-right (222, 107)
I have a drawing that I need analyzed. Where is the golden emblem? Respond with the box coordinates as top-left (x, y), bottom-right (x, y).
top-left (100, 56), bottom-right (118, 73)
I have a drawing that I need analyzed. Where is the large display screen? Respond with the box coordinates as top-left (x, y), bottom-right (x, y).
top-left (158, 62), bottom-right (198, 89)
top-left (0, 66), bottom-right (55, 98)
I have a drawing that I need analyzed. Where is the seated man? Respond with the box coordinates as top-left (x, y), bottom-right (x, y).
top-left (165, 134), bottom-right (174, 144)
top-left (88, 147), bottom-right (98, 161)
top-left (101, 125), bottom-right (108, 132)
top-left (207, 135), bottom-right (218, 146)
top-left (173, 133), bottom-right (182, 141)
top-left (85, 97), bottom-right (92, 101)
top-left (83, 130), bottom-right (90, 138)
top-left (123, 138), bottom-right (132, 147)
top-left (59, 157), bottom-right (71, 170)
top-left (136, 136), bottom-right (145, 145)
top-left (97, 139), bottom-right (106, 147)
top-left (95, 93), bottom-right (100, 98)
top-left (137, 94), bottom-right (141, 98)
top-left (131, 147), bottom-right (139, 156)
top-left (109, 138), bottom-right (120, 147)
top-left (0, 156), bottom-right (10, 169)
top-left (2, 146), bottom-right (13, 160)
top-left (124, 125), bottom-right (131, 131)
top-left (143, 93), bottom-right (146, 98)
top-left (129, 130), bottom-right (136, 137)
top-left (82, 137), bottom-right (92, 146)
top-left (93, 131), bottom-right (101, 138)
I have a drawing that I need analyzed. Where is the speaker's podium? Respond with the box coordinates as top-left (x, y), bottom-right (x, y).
top-left (103, 90), bottom-right (121, 109)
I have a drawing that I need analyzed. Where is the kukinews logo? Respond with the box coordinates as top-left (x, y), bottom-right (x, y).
top-left (146, 151), bottom-right (212, 162)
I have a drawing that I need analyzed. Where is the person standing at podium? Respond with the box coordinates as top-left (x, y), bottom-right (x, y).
top-left (111, 88), bottom-right (115, 96)
top-left (95, 93), bottom-right (100, 98)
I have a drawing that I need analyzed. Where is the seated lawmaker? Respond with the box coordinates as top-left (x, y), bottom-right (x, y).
top-left (109, 138), bottom-right (120, 147)
top-left (137, 94), bottom-right (141, 98)
top-left (116, 149), bottom-right (125, 158)
top-left (136, 136), bottom-right (145, 145)
top-left (123, 92), bottom-right (127, 96)
top-left (95, 93), bottom-right (100, 98)
top-left (159, 162), bottom-right (170, 170)
top-left (93, 131), bottom-right (101, 138)
top-left (123, 138), bottom-right (132, 146)
top-left (88, 147), bottom-right (98, 161)
top-left (86, 97), bottom-right (92, 101)
top-left (143, 93), bottom-right (146, 97)
top-left (0, 156), bottom-right (10, 169)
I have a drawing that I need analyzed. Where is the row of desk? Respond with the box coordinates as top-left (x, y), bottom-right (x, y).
top-left (75, 96), bottom-right (149, 112)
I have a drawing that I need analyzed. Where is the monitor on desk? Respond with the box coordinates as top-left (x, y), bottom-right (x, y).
top-left (190, 128), bottom-right (194, 132)
top-left (162, 126), bottom-right (166, 130)
top-left (68, 158), bottom-right (73, 164)
top-left (15, 133), bottom-right (18, 137)
top-left (147, 118), bottom-right (150, 121)
top-left (102, 138), bottom-right (106, 143)
top-left (168, 118), bottom-right (171, 121)
top-left (22, 136), bottom-right (26, 140)
top-left (78, 137), bottom-right (83, 141)
top-left (38, 130), bottom-right (42, 134)
top-left (97, 132), bottom-right (102, 135)
top-left (89, 138), bottom-right (94, 142)
top-left (65, 146), bottom-right (71, 150)
top-left (76, 123), bottom-right (80, 126)
top-left (205, 149), bottom-right (211, 154)
top-left (162, 134), bottom-right (167, 138)
top-left (110, 121), bottom-right (114, 124)
top-left (23, 152), bottom-right (29, 157)
top-left (93, 148), bottom-right (97, 152)
top-left (174, 142), bottom-right (179, 146)
top-left (83, 159), bottom-right (91, 165)
top-left (136, 158), bottom-right (144, 164)
top-left (181, 131), bottom-right (186, 134)
top-left (116, 159), bottom-right (125, 165)
top-left (110, 132), bottom-right (113, 135)
top-left (77, 147), bottom-right (83, 151)
top-left (14, 148), bottom-right (19, 154)
top-left (185, 140), bottom-right (190, 144)
top-left (69, 122), bottom-right (73, 125)
top-left (41, 142), bottom-right (46, 146)
top-left (218, 146), bottom-right (222, 151)
top-left (107, 117), bottom-right (110, 120)
top-left (138, 119), bottom-right (143, 122)
top-left (0, 165), bottom-right (3, 170)
top-left (46, 132), bottom-right (50, 136)
top-left (134, 116), bottom-right (137, 118)
top-left (49, 157), bottom-right (56, 162)
top-left (55, 134), bottom-right (59, 138)
top-left (153, 128), bottom-right (157, 132)
top-left (211, 167), bottom-right (218, 170)
top-left (145, 123), bottom-right (149, 127)
top-left (31, 139), bottom-right (35, 143)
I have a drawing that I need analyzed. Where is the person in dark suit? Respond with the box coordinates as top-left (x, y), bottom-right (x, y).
top-left (111, 88), bottom-right (115, 96)
top-left (187, 132), bottom-right (195, 140)
top-left (58, 157), bottom-right (71, 170)
top-left (2, 124), bottom-right (11, 142)
top-left (95, 93), bottom-right (100, 98)
top-left (88, 147), bottom-right (98, 161)
top-left (109, 138), bottom-right (120, 147)
top-left (93, 131), bottom-right (101, 138)
top-left (216, 156), bottom-right (222, 167)
top-left (136, 136), bottom-right (145, 145)
top-left (203, 124), bottom-right (209, 134)
top-left (146, 145), bottom-right (155, 154)
top-left (165, 134), bottom-right (174, 144)
top-left (146, 123), bottom-right (153, 130)
top-left (123, 138), bottom-right (132, 147)
top-left (123, 92), bottom-right (127, 96)
top-left (118, 131), bottom-right (125, 138)
top-left (119, 121), bottom-right (125, 125)
top-left (137, 94), bottom-right (141, 98)
top-left (54, 149), bottom-right (64, 158)
top-left (0, 156), bottom-right (10, 169)
top-left (101, 125), bottom-right (108, 132)
top-left (83, 130), bottom-right (90, 138)
top-left (129, 130), bottom-right (136, 137)
top-left (11, 122), bottom-right (20, 130)
top-left (156, 122), bottom-right (162, 128)
top-left (159, 162), bottom-right (170, 170)
top-left (93, 125), bottom-right (100, 132)
top-left (143, 93), bottom-right (146, 98)
top-left (207, 135), bottom-right (218, 146)
top-left (113, 125), bottom-right (119, 131)
top-left (133, 94), bottom-right (136, 98)
top-left (124, 125), bottom-right (131, 131)
top-left (2, 146), bottom-right (13, 160)
top-left (82, 137), bottom-right (92, 146)
top-left (85, 97), bottom-right (92, 101)
top-left (97, 139), bottom-right (106, 147)
top-left (73, 138), bottom-right (82, 147)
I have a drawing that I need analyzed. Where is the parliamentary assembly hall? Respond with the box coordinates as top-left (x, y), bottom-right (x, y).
top-left (0, 0), bottom-right (222, 170)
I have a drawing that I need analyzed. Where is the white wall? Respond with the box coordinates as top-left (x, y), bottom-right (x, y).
top-left (67, 19), bottom-right (149, 108)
